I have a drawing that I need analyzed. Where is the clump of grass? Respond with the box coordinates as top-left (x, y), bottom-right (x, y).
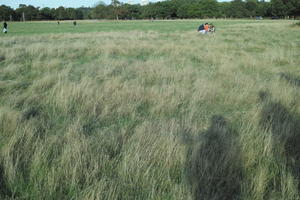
top-left (292, 21), bottom-right (300, 27)
top-left (0, 55), bottom-right (5, 62)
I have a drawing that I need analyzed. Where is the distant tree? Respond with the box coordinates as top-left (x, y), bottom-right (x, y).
top-left (15, 4), bottom-right (39, 21)
top-left (75, 9), bottom-right (84, 19)
top-left (176, 0), bottom-right (197, 18)
top-left (245, 0), bottom-right (258, 18)
top-left (0, 5), bottom-right (16, 21)
top-left (111, 0), bottom-right (122, 20)
top-left (77, 7), bottom-right (92, 19)
top-left (55, 6), bottom-right (68, 20)
top-left (285, 0), bottom-right (300, 17)
top-left (270, 0), bottom-right (300, 17)
top-left (271, 0), bottom-right (288, 17)
top-left (50, 8), bottom-right (56, 19)
top-left (152, 2), bottom-right (170, 19)
top-left (92, 3), bottom-right (113, 19)
top-left (65, 8), bottom-right (77, 19)
top-left (218, 2), bottom-right (231, 18)
top-left (161, 1), bottom-right (178, 19)
top-left (118, 6), bottom-right (130, 19)
top-left (39, 7), bottom-right (53, 20)
top-left (256, 1), bottom-right (271, 17)
top-left (228, 0), bottom-right (247, 18)
top-left (124, 4), bottom-right (142, 19)
top-left (141, 3), bottom-right (156, 19)
top-left (176, 3), bottom-right (189, 18)
top-left (200, 0), bottom-right (219, 18)
top-left (295, 2), bottom-right (300, 17)
top-left (18, 4), bottom-right (26, 8)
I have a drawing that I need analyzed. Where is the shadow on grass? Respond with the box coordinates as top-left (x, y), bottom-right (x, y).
top-left (0, 164), bottom-right (12, 198)
top-left (280, 73), bottom-right (300, 87)
top-left (259, 91), bottom-right (300, 190)
top-left (185, 115), bottom-right (243, 200)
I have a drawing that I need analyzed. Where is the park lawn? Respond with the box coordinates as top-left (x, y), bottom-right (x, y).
top-left (0, 20), bottom-right (300, 200)
top-left (0, 19), bottom-right (283, 36)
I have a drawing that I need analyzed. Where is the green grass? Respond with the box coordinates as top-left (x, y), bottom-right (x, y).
top-left (293, 21), bottom-right (300, 27)
top-left (0, 19), bottom-right (284, 36)
top-left (0, 20), bottom-right (300, 200)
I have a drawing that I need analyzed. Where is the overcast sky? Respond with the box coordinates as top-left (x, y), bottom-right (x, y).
top-left (1, 0), bottom-right (230, 9)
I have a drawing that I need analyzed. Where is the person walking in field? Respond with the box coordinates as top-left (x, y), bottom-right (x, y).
top-left (3, 22), bottom-right (8, 34)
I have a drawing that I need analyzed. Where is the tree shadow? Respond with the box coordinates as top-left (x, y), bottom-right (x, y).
top-left (185, 115), bottom-right (243, 200)
top-left (280, 73), bottom-right (300, 87)
top-left (259, 91), bottom-right (300, 190)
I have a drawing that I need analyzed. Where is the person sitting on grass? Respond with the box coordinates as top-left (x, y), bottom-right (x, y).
top-left (3, 22), bottom-right (8, 34)
top-left (204, 23), bottom-right (209, 33)
top-left (198, 23), bottom-right (208, 34)
top-left (198, 23), bottom-right (216, 35)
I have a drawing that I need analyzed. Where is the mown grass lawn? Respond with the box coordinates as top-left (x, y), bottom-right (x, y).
top-left (0, 19), bottom-right (280, 35)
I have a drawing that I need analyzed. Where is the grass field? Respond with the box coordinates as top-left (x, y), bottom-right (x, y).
top-left (0, 20), bottom-right (300, 200)
top-left (0, 19), bottom-right (279, 35)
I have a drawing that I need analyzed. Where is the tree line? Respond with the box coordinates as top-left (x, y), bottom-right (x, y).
top-left (1, 0), bottom-right (299, 21)
top-left (0, 4), bottom-right (91, 21)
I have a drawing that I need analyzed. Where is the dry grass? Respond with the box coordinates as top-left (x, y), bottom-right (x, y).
top-left (0, 20), bottom-right (300, 199)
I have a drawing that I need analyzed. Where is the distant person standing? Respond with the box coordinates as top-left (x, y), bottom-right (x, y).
top-left (73, 21), bottom-right (77, 26)
top-left (57, 21), bottom-right (60, 25)
top-left (3, 22), bottom-right (8, 34)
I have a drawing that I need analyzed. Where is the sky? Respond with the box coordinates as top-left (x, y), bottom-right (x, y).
top-left (1, 0), bottom-right (229, 9)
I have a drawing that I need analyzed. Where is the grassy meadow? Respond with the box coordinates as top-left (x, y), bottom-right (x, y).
top-left (0, 20), bottom-right (300, 200)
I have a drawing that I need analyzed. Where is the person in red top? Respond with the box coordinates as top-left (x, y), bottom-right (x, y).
top-left (198, 23), bottom-right (212, 35)
top-left (204, 23), bottom-right (209, 33)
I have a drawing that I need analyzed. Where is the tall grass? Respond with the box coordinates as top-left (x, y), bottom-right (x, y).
top-left (0, 20), bottom-right (300, 199)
